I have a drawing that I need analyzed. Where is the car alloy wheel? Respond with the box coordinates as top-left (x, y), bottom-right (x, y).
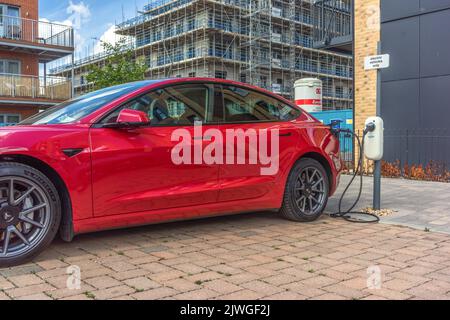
top-left (0, 177), bottom-right (52, 259)
top-left (293, 167), bottom-right (327, 215)
top-left (280, 158), bottom-right (329, 222)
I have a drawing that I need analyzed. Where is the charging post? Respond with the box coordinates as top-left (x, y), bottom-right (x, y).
top-left (364, 43), bottom-right (389, 210)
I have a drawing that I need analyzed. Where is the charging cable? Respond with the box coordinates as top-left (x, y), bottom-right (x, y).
top-left (329, 125), bottom-right (380, 224)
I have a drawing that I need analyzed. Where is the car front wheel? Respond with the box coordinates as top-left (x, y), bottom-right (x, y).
top-left (0, 163), bottom-right (61, 267)
top-left (280, 158), bottom-right (330, 222)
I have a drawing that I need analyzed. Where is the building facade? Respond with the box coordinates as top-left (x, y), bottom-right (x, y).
top-left (52, 0), bottom-right (354, 111)
top-left (353, 0), bottom-right (379, 136)
top-left (0, 0), bottom-right (74, 125)
top-left (355, 0), bottom-right (450, 167)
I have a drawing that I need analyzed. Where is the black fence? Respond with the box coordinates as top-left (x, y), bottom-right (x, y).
top-left (338, 130), bottom-right (356, 171)
top-left (339, 129), bottom-right (450, 182)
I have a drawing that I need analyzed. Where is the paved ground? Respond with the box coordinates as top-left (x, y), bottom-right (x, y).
top-left (0, 177), bottom-right (449, 300)
top-left (329, 176), bottom-right (450, 234)
top-left (1, 214), bottom-right (450, 300)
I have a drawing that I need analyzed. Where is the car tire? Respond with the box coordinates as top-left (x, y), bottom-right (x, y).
top-left (280, 158), bottom-right (329, 222)
top-left (0, 162), bottom-right (61, 267)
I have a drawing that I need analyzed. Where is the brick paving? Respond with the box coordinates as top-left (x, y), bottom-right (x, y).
top-left (328, 176), bottom-right (450, 234)
top-left (1, 208), bottom-right (450, 300)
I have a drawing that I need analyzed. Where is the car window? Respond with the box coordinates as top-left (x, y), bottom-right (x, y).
top-left (20, 82), bottom-right (152, 125)
top-left (221, 85), bottom-right (301, 123)
top-left (102, 84), bottom-right (213, 126)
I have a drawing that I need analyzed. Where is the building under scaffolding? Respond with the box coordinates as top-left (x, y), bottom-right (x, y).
top-left (51, 0), bottom-right (353, 110)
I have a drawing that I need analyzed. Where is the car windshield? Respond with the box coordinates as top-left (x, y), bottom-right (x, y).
top-left (20, 82), bottom-right (151, 125)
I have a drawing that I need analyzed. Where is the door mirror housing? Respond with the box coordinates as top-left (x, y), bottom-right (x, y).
top-left (103, 109), bottom-right (151, 129)
top-left (117, 109), bottom-right (150, 124)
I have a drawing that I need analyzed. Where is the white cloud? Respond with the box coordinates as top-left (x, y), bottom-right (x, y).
top-left (92, 23), bottom-right (134, 55)
top-left (94, 24), bottom-right (119, 54)
top-left (41, 1), bottom-right (91, 55)
top-left (66, 0), bottom-right (91, 29)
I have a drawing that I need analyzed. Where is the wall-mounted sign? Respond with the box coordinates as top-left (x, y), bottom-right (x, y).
top-left (364, 54), bottom-right (390, 70)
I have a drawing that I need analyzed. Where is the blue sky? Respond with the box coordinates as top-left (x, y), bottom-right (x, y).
top-left (40, 0), bottom-right (151, 59)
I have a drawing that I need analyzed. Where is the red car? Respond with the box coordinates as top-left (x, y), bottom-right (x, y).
top-left (0, 78), bottom-right (341, 266)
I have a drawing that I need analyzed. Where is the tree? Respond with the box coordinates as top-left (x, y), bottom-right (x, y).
top-left (86, 39), bottom-right (147, 91)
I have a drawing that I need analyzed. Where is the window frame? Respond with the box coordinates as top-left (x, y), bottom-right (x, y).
top-left (0, 4), bottom-right (20, 17)
top-left (215, 84), bottom-right (302, 125)
top-left (0, 4), bottom-right (20, 27)
top-left (0, 59), bottom-right (21, 75)
top-left (95, 83), bottom-right (219, 128)
top-left (0, 113), bottom-right (21, 126)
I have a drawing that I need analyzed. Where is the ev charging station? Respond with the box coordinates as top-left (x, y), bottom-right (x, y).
top-left (364, 117), bottom-right (384, 162)
top-left (364, 44), bottom-right (389, 211)
top-left (294, 46), bottom-right (388, 217)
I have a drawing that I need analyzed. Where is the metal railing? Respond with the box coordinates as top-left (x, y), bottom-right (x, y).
top-left (0, 15), bottom-right (73, 48)
top-left (313, 0), bottom-right (352, 48)
top-left (339, 129), bottom-right (450, 182)
top-left (119, 0), bottom-right (316, 30)
top-left (0, 73), bottom-right (72, 101)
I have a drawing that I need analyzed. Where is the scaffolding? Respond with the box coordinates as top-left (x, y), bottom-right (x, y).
top-left (51, 0), bottom-right (353, 110)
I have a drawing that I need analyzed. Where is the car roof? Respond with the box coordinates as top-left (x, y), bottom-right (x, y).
top-left (134, 78), bottom-right (295, 105)
top-left (80, 78), bottom-right (299, 124)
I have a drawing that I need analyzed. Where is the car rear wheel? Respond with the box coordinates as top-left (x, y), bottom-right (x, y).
top-left (280, 158), bottom-right (329, 222)
top-left (0, 163), bottom-right (61, 267)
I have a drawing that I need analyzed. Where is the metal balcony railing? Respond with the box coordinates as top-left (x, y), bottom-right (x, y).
top-left (0, 15), bottom-right (74, 48)
top-left (313, 0), bottom-right (353, 49)
top-left (0, 74), bottom-right (72, 101)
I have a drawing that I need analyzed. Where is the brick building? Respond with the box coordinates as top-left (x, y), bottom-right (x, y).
top-left (0, 0), bottom-right (74, 125)
top-left (354, 0), bottom-right (379, 135)
top-left (355, 0), bottom-right (450, 167)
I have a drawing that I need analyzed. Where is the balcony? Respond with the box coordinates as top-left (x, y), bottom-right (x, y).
top-left (0, 74), bottom-right (72, 104)
top-left (313, 0), bottom-right (353, 53)
top-left (0, 15), bottom-right (74, 61)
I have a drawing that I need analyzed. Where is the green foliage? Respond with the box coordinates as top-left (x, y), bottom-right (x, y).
top-left (86, 39), bottom-right (147, 91)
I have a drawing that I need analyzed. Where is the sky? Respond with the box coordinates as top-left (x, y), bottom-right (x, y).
top-left (40, 0), bottom-right (152, 61)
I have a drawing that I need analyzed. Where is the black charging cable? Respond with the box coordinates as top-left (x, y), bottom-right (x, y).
top-left (329, 126), bottom-right (380, 224)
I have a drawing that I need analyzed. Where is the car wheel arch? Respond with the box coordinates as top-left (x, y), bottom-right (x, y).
top-left (0, 154), bottom-right (74, 242)
top-left (295, 152), bottom-right (333, 193)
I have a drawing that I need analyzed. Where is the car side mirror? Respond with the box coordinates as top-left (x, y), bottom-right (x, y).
top-left (104, 109), bottom-right (151, 129)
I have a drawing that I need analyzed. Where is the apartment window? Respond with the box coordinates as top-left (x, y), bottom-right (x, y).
top-left (176, 23), bottom-right (183, 34)
top-left (260, 76), bottom-right (268, 88)
top-left (187, 46), bottom-right (195, 59)
top-left (335, 86), bottom-right (344, 98)
top-left (0, 114), bottom-right (21, 126)
top-left (0, 59), bottom-right (20, 74)
top-left (0, 4), bottom-right (20, 21)
top-left (188, 72), bottom-right (196, 78)
top-left (0, 5), bottom-right (20, 38)
top-left (272, 51), bottom-right (282, 60)
top-left (215, 71), bottom-right (227, 79)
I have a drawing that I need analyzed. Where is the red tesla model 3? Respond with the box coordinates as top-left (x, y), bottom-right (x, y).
top-left (0, 78), bottom-right (341, 266)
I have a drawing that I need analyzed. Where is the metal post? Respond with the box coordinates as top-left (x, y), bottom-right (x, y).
top-left (373, 42), bottom-right (382, 210)
top-left (71, 52), bottom-right (75, 99)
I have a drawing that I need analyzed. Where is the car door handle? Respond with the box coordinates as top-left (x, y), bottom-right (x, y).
top-left (278, 133), bottom-right (292, 137)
